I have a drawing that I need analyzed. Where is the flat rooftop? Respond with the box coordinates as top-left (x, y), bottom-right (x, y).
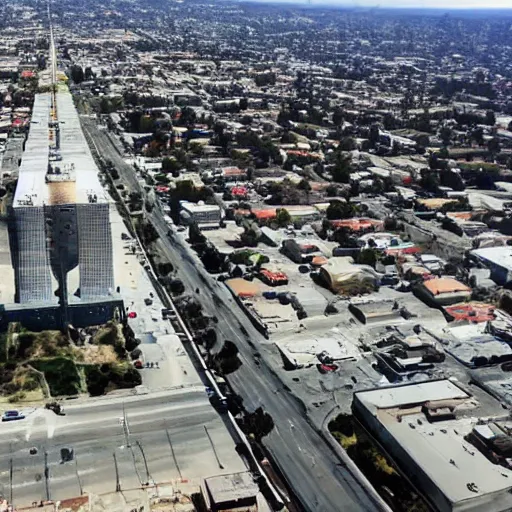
top-left (354, 380), bottom-right (512, 511)
top-left (13, 93), bottom-right (50, 207)
top-left (13, 91), bottom-right (106, 208)
top-left (204, 471), bottom-right (258, 506)
top-left (472, 246), bottom-right (512, 270)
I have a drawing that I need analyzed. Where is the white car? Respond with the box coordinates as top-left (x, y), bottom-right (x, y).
top-left (2, 410), bottom-right (25, 422)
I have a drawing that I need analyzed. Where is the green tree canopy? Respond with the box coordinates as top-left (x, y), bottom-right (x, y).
top-left (276, 208), bottom-right (292, 227)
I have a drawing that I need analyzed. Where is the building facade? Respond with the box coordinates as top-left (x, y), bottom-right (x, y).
top-left (10, 91), bottom-right (115, 324)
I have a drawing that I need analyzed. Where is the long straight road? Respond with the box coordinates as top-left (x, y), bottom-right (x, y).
top-left (151, 214), bottom-right (380, 512)
top-left (0, 388), bottom-right (247, 508)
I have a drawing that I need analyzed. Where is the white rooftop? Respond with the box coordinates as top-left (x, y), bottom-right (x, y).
top-left (356, 380), bottom-right (512, 511)
top-left (56, 92), bottom-right (107, 203)
top-left (13, 91), bottom-right (106, 208)
top-left (357, 379), bottom-right (469, 410)
top-left (472, 246), bottom-right (512, 271)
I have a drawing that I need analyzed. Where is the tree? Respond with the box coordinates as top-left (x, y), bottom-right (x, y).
top-left (298, 179), bottom-right (311, 193)
top-left (189, 142), bottom-right (204, 157)
top-left (70, 65), bottom-right (84, 84)
top-left (169, 279), bottom-right (185, 295)
top-left (99, 97), bottom-right (113, 114)
top-left (326, 184), bottom-right (338, 196)
top-left (128, 191), bottom-right (143, 211)
top-left (488, 137), bottom-right (501, 157)
top-left (276, 208), bottom-right (292, 227)
top-left (429, 152), bottom-right (440, 170)
top-left (485, 110), bottom-right (496, 126)
top-left (330, 151), bottom-right (352, 183)
top-left (254, 72), bottom-right (276, 87)
top-left (140, 221), bottom-right (159, 244)
top-left (357, 249), bottom-right (378, 268)
top-left (332, 107), bottom-right (344, 127)
top-left (240, 227), bottom-right (259, 247)
top-left (371, 177), bottom-right (385, 194)
top-left (139, 115), bottom-right (155, 133)
top-left (162, 157), bottom-right (181, 173)
top-left (281, 131), bottom-right (298, 144)
top-left (326, 200), bottom-right (355, 220)
top-left (420, 171), bottom-right (440, 193)
top-left (339, 137), bottom-right (356, 151)
top-left (333, 227), bottom-right (358, 247)
top-left (472, 127), bottom-right (484, 145)
top-left (369, 124), bottom-right (380, 147)
top-left (84, 66), bottom-right (94, 81)
top-left (439, 126), bottom-right (453, 147)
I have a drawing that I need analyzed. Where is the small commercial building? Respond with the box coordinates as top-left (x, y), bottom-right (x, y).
top-left (202, 472), bottom-right (258, 511)
top-left (225, 278), bottom-right (259, 298)
top-left (319, 257), bottom-right (380, 295)
top-left (471, 247), bottom-right (512, 285)
top-left (258, 268), bottom-right (288, 286)
top-left (281, 239), bottom-right (324, 263)
top-left (180, 201), bottom-right (222, 228)
top-left (222, 166), bottom-right (247, 182)
top-left (330, 217), bottom-right (384, 233)
top-left (353, 380), bottom-right (512, 512)
top-left (444, 302), bottom-right (496, 323)
top-left (415, 277), bottom-right (471, 306)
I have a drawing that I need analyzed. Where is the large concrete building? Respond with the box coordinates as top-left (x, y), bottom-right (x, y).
top-left (353, 380), bottom-right (512, 512)
top-left (9, 90), bottom-right (114, 324)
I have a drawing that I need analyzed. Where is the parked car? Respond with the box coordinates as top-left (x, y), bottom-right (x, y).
top-left (2, 410), bottom-right (25, 422)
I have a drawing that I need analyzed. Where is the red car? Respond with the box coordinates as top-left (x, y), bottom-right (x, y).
top-left (128, 311), bottom-right (137, 319)
top-left (134, 360), bottom-right (143, 369)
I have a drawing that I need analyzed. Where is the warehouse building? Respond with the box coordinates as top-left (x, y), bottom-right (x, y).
top-left (353, 380), bottom-right (512, 512)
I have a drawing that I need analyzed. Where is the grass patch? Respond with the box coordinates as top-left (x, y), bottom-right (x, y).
top-left (458, 161), bottom-right (500, 173)
top-left (0, 364), bottom-right (42, 396)
top-left (329, 413), bottom-right (427, 512)
top-left (332, 430), bottom-right (357, 450)
top-left (1, 322), bottom-right (135, 398)
top-left (84, 362), bottom-right (141, 397)
top-left (13, 329), bottom-right (76, 360)
top-left (30, 357), bottom-right (82, 396)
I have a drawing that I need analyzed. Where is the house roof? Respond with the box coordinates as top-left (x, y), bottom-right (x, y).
top-left (423, 278), bottom-right (471, 295)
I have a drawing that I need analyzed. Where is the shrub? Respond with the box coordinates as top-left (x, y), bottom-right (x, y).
top-left (30, 358), bottom-right (81, 396)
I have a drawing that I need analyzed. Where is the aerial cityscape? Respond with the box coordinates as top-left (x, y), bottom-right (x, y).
top-left (2, 0), bottom-right (512, 511)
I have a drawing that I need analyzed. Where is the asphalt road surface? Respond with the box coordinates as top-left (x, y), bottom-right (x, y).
top-left (81, 117), bottom-right (143, 196)
top-left (81, 119), bottom-right (380, 511)
top-left (151, 213), bottom-right (379, 512)
top-left (0, 388), bottom-right (246, 508)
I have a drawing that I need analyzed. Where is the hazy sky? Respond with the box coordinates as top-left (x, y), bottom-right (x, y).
top-left (319, 0), bottom-right (512, 8)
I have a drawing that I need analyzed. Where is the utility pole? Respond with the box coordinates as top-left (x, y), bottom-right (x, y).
top-left (204, 425), bottom-right (223, 470)
top-left (44, 450), bottom-right (50, 501)
top-left (136, 441), bottom-right (151, 485)
top-left (8, 442), bottom-right (13, 506)
top-left (75, 455), bottom-right (83, 496)
top-left (122, 402), bottom-right (131, 448)
top-left (165, 424), bottom-right (182, 480)
top-left (113, 452), bottom-right (121, 492)
top-left (9, 457), bottom-right (13, 505)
